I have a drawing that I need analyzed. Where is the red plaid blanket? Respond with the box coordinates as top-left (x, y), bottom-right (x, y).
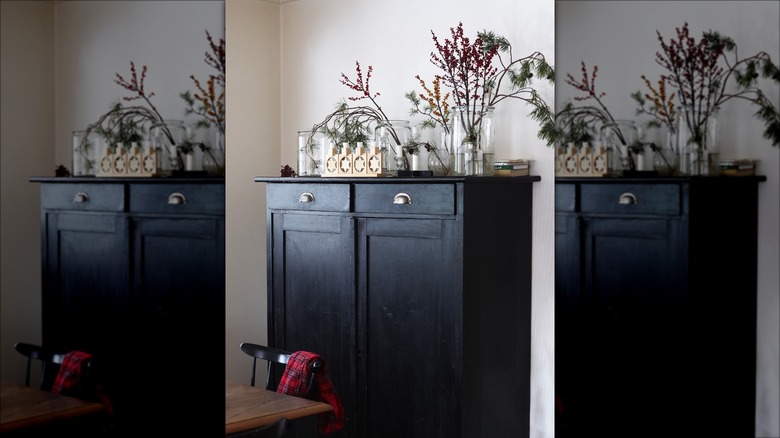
top-left (277, 351), bottom-right (345, 435)
top-left (51, 350), bottom-right (93, 397)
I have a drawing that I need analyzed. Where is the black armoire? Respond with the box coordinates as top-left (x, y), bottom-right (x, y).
top-left (555, 176), bottom-right (764, 437)
top-left (256, 176), bottom-right (538, 438)
top-left (31, 177), bottom-right (225, 436)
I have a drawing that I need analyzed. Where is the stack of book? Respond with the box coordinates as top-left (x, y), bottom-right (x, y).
top-left (719, 159), bottom-right (755, 176)
top-left (493, 159), bottom-right (530, 176)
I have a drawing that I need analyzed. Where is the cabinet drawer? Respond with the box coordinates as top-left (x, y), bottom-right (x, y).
top-left (581, 183), bottom-right (680, 215)
top-left (41, 184), bottom-right (125, 212)
top-left (129, 184), bottom-right (224, 215)
top-left (355, 184), bottom-right (455, 215)
top-left (266, 183), bottom-right (350, 212)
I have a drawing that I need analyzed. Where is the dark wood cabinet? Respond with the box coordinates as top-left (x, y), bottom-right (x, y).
top-left (555, 176), bottom-right (764, 438)
top-left (30, 177), bottom-right (225, 436)
top-left (256, 176), bottom-right (539, 438)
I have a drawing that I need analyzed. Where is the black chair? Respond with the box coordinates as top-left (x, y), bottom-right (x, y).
top-left (14, 342), bottom-right (99, 398)
top-left (239, 343), bottom-right (322, 390)
top-left (15, 342), bottom-right (73, 390)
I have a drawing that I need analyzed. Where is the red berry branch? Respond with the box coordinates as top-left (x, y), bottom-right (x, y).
top-left (428, 22), bottom-right (499, 141)
top-left (110, 62), bottom-right (177, 148)
top-left (647, 21), bottom-right (779, 147)
top-left (182, 30), bottom-right (226, 136)
top-left (424, 22), bottom-right (555, 146)
top-left (557, 61), bottom-right (627, 146)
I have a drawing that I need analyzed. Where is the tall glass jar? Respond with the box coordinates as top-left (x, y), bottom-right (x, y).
top-left (652, 125), bottom-right (679, 176)
top-left (427, 128), bottom-right (452, 176)
top-left (374, 120), bottom-right (412, 175)
top-left (183, 124), bottom-right (203, 172)
top-left (297, 130), bottom-right (326, 176)
top-left (408, 126), bottom-right (427, 171)
top-left (600, 119), bottom-right (639, 176)
top-left (451, 105), bottom-right (495, 176)
top-left (203, 127), bottom-right (226, 176)
top-left (677, 105), bottom-right (720, 175)
top-left (152, 119), bottom-right (187, 175)
top-left (72, 130), bottom-right (101, 176)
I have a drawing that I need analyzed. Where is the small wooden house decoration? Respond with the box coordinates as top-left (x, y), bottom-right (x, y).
top-left (98, 142), bottom-right (159, 177)
top-left (555, 141), bottom-right (610, 177)
top-left (324, 144), bottom-right (383, 177)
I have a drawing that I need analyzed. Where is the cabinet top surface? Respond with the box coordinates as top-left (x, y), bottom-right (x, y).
top-left (254, 175), bottom-right (541, 184)
top-left (29, 177), bottom-right (224, 184)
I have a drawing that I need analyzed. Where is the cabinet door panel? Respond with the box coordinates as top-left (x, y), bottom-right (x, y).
top-left (585, 217), bottom-right (685, 315)
top-left (555, 214), bottom-right (580, 315)
top-left (572, 216), bottom-right (687, 435)
top-left (133, 217), bottom-right (224, 321)
top-left (130, 216), bottom-right (225, 434)
top-left (270, 212), bottom-right (356, 433)
top-left (44, 212), bottom-right (129, 353)
top-left (358, 217), bottom-right (457, 438)
top-left (555, 213), bottom-right (581, 436)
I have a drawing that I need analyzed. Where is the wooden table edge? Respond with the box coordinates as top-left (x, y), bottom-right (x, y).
top-left (0, 393), bottom-right (108, 433)
top-left (225, 380), bottom-right (333, 435)
top-left (225, 403), bottom-right (333, 435)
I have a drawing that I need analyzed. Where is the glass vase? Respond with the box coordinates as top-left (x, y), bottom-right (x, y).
top-left (297, 130), bottom-right (326, 176)
top-left (652, 125), bottom-right (679, 176)
top-left (451, 105), bottom-right (495, 176)
top-left (374, 120), bottom-right (412, 175)
top-left (152, 119), bottom-right (187, 174)
top-left (72, 130), bottom-right (101, 176)
top-left (677, 105), bottom-right (720, 176)
top-left (427, 129), bottom-right (452, 176)
top-left (600, 119), bottom-right (639, 176)
top-left (203, 128), bottom-right (226, 177)
top-left (408, 126), bottom-right (426, 171)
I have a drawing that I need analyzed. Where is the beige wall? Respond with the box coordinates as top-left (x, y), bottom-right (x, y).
top-left (0, 0), bottom-right (55, 383)
top-left (224, 0), bottom-right (281, 385)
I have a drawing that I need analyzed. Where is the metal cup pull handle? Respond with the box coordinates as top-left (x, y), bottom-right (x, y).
top-left (618, 192), bottom-right (637, 205)
top-left (393, 193), bottom-right (412, 205)
top-left (73, 192), bottom-right (89, 203)
top-left (168, 192), bottom-right (186, 205)
top-left (299, 192), bottom-right (315, 203)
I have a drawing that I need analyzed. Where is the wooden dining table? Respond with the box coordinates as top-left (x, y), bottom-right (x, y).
top-left (225, 380), bottom-right (333, 436)
top-left (0, 379), bottom-right (109, 435)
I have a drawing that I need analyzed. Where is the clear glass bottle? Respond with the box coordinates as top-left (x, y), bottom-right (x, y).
top-left (203, 127), bottom-right (226, 177)
top-left (451, 105), bottom-right (495, 176)
top-left (152, 119), bottom-right (187, 174)
top-left (374, 120), bottom-right (412, 175)
top-left (600, 119), bottom-right (639, 176)
top-left (677, 105), bottom-right (720, 175)
top-left (652, 125), bottom-right (678, 176)
top-left (427, 129), bottom-right (451, 176)
top-left (72, 130), bottom-right (101, 176)
top-left (478, 106), bottom-right (495, 176)
top-left (297, 130), bottom-right (325, 176)
top-left (462, 140), bottom-right (478, 176)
